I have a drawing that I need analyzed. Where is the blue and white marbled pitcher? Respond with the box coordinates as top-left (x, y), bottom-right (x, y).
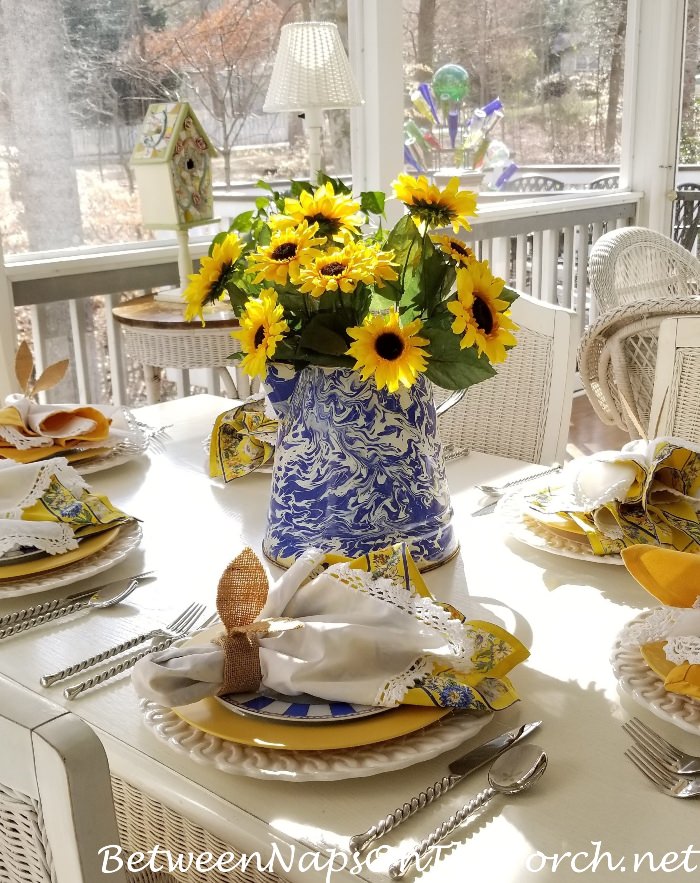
top-left (262, 364), bottom-right (458, 570)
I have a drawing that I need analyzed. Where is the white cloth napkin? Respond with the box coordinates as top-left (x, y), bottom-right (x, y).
top-left (132, 548), bottom-right (506, 709)
top-left (0, 459), bottom-right (87, 556)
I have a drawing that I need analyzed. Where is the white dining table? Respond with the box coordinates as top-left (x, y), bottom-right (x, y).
top-left (1, 393), bottom-right (698, 883)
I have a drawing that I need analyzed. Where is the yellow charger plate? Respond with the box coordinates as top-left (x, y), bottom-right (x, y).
top-left (0, 526), bottom-right (120, 581)
top-left (172, 697), bottom-right (449, 752)
top-left (172, 627), bottom-right (449, 751)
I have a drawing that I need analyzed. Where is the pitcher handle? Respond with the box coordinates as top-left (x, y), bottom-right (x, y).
top-left (435, 388), bottom-right (465, 417)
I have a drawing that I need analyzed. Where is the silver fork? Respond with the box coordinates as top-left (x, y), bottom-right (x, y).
top-left (476, 464), bottom-right (562, 498)
top-left (625, 746), bottom-right (700, 798)
top-left (40, 602), bottom-right (204, 687)
top-left (623, 717), bottom-right (700, 776)
top-left (63, 609), bottom-right (217, 700)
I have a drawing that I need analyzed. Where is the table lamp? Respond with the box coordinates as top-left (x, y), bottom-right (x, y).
top-left (263, 21), bottom-right (362, 181)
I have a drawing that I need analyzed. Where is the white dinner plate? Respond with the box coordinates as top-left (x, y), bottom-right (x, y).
top-left (0, 522), bottom-right (142, 599)
top-left (611, 610), bottom-right (700, 735)
top-left (73, 436), bottom-right (149, 474)
top-left (496, 487), bottom-right (624, 565)
top-left (216, 689), bottom-right (387, 723)
top-left (140, 699), bottom-right (492, 781)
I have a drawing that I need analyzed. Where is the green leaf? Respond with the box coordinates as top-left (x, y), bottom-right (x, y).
top-left (228, 210), bottom-right (254, 234)
top-left (360, 190), bottom-right (385, 216)
top-left (500, 285), bottom-right (520, 307)
top-left (290, 179), bottom-right (314, 198)
top-left (317, 172), bottom-right (351, 194)
top-left (209, 231), bottom-right (228, 255)
top-left (422, 326), bottom-right (496, 390)
top-left (299, 319), bottom-right (349, 356)
top-left (225, 281), bottom-right (252, 314)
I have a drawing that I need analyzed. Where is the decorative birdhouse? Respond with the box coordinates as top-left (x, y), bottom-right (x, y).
top-left (131, 102), bottom-right (217, 230)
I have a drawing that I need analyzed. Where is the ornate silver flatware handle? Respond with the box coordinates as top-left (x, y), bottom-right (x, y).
top-left (41, 630), bottom-right (159, 686)
top-left (388, 785), bottom-right (496, 879)
top-left (0, 596), bottom-right (81, 629)
top-left (0, 600), bottom-right (89, 640)
top-left (349, 774), bottom-right (460, 853)
top-left (64, 637), bottom-right (175, 700)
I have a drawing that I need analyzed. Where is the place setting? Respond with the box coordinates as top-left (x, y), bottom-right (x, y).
top-left (130, 542), bottom-right (542, 785)
top-left (0, 455), bottom-right (142, 598)
top-left (491, 437), bottom-right (700, 566)
top-left (0, 342), bottom-right (166, 475)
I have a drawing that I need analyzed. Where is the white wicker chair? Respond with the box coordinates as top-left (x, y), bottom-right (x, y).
top-left (648, 315), bottom-right (700, 444)
top-left (0, 677), bottom-right (127, 883)
top-left (588, 226), bottom-right (700, 313)
top-left (577, 295), bottom-right (700, 438)
top-left (435, 292), bottom-right (577, 465)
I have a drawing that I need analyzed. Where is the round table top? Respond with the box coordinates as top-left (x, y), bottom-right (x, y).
top-left (112, 294), bottom-right (239, 330)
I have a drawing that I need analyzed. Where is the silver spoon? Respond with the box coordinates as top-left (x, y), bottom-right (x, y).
top-left (476, 464), bottom-right (562, 498)
top-left (388, 743), bottom-right (548, 879)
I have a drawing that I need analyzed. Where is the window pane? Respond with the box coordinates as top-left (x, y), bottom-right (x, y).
top-left (402, 0), bottom-right (627, 189)
top-left (0, 0), bottom-right (349, 257)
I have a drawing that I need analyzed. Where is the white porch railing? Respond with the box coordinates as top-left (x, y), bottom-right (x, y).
top-left (1, 190), bottom-right (642, 407)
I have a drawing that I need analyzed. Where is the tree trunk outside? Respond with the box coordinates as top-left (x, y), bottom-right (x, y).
top-left (0, 0), bottom-right (84, 401)
top-left (417, 0), bottom-right (437, 72)
top-left (605, 0), bottom-right (627, 155)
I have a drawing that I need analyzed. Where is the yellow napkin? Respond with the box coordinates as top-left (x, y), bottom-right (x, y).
top-left (0, 460), bottom-right (134, 558)
top-left (524, 439), bottom-right (700, 557)
top-left (0, 395), bottom-right (112, 463)
top-left (209, 397), bottom-right (277, 481)
top-left (622, 545), bottom-right (700, 701)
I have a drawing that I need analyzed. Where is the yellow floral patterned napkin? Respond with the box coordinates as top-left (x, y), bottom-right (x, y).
top-left (621, 545), bottom-right (700, 701)
top-left (0, 459), bottom-right (135, 558)
top-left (133, 543), bottom-right (529, 711)
top-left (522, 439), bottom-right (700, 557)
top-left (209, 396), bottom-right (278, 481)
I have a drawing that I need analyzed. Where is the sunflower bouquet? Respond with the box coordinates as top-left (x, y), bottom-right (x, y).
top-left (183, 173), bottom-right (519, 392)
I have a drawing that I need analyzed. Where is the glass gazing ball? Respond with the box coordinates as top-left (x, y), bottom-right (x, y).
top-left (432, 64), bottom-right (470, 104)
top-left (486, 139), bottom-right (510, 166)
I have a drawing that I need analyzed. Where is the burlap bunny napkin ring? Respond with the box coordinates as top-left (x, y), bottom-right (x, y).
top-left (214, 547), bottom-right (302, 695)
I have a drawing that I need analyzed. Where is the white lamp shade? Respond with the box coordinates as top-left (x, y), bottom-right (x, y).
top-left (264, 21), bottom-right (363, 112)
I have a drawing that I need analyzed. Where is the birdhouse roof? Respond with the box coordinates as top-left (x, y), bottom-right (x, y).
top-left (130, 102), bottom-right (217, 165)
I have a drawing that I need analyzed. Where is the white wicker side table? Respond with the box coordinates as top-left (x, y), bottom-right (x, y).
top-left (113, 295), bottom-right (243, 404)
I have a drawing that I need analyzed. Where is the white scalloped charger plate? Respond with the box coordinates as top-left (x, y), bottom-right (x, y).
top-left (0, 522), bottom-right (142, 599)
top-left (611, 610), bottom-right (700, 735)
top-left (73, 436), bottom-right (149, 474)
top-left (139, 699), bottom-right (492, 781)
top-left (496, 488), bottom-right (624, 565)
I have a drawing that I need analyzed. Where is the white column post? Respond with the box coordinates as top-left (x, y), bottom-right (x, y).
top-left (348, 0), bottom-right (404, 220)
top-left (0, 244), bottom-right (17, 399)
top-left (620, 0), bottom-right (687, 233)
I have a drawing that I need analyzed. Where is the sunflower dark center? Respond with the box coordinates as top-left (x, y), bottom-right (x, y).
top-left (254, 326), bottom-right (266, 348)
top-left (307, 213), bottom-right (341, 234)
top-left (271, 242), bottom-right (297, 261)
top-left (450, 240), bottom-right (471, 257)
top-left (472, 296), bottom-right (494, 334)
top-left (321, 261), bottom-right (347, 277)
top-left (375, 332), bottom-right (405, 361)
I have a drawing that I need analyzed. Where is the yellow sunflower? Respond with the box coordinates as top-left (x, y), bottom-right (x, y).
top-left (297, 241), bottom-right (368, 297)
top-left (447, 261), bottom-right (518, 364)
top-left (346, 309), bottom-right (430, 393)
top-left (353, 240), bottom-right (399, 287)
top-left (231, 289), bottom-right (289, 379)
top-left (392, 173), bottom-right (477, 233)
top-left (247, 221), bottom-right (324, 286)
top-left (269, 182), bottom-right (365, 239)
top-left (183, 233), bottom-right (242, 323)
top-left (431, 233), bottom-right (476, 265)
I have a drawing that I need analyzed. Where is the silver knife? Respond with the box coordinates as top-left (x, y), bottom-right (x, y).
top-left (0, 571), bottom-right (154, 631)
top-left (348, 720), bottom-right (541, 853)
